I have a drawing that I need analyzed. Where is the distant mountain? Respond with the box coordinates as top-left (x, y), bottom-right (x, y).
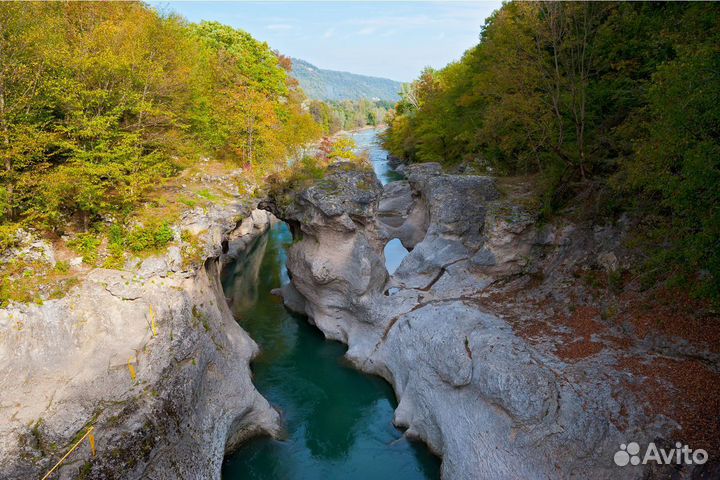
top-left (291, 58), bottom-right (402, 102)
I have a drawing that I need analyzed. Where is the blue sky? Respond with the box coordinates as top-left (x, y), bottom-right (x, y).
top-left (149, 1), bottom-right (502, 82)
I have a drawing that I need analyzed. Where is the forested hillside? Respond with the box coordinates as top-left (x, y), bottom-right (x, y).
top-left (383, 2), bottom-right (720, 301)
top-left (291, 58), bottom-right (401, 102)
top-left (0, 2), bottom-right (320, 246)
top-left (307, 99), bottom-right (393, 134)
top-left (0, 2), bottom-right (326, 304)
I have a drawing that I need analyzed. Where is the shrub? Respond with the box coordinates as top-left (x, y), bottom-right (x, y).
top-left (54, 261), bottom-right (70, 274)
top-left (0, 224), bottom-right (19, 255)
top-left (110, 222), bottom-right (175, 253)
top-left (67, 233), bottom-right (101, 265)
top-left (196, 189), bottom-right (220, 202)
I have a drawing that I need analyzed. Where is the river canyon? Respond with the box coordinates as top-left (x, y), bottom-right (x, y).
top-left (2, 2), bottom-right (718, 479)
top-left (221, 130), bottom-right (437, 479)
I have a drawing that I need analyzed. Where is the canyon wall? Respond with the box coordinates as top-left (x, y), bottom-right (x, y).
top-left (0, 205), bottom-right (279, 479)
top-left (262, 161), bottom-right (686, 480)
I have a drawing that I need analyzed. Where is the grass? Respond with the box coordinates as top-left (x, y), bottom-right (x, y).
top-left (180, 231), bottom-right (204, 269)
top-left (0, 223), bottom-right (19, 255)
top-left (67, 233), bottom-right (102, 265)
top-left (179, 197), bottom-right (197, 208)
top-left (30, 418), bottom-right (47, 455)
top-left (191, 305), bottom-right (211, 332)
top-left (77, 461), bottom-right (93, 479)
top-left (196, 188), bottom-right (220, 202)
top-left (0, 259), bottom-right (82, 307)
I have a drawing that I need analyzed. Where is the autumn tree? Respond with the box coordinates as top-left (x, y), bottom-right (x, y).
top-left (382, 1), bottom-right (720, 299)
top-left (0, 2), bottom-right (322, 236)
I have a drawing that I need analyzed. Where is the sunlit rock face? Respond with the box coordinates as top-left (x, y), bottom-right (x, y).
top-left (260, 162), bottom-right (388, 345)
top-left (263, 162), bottom-right (672, 480)
top-left (0, 208), bottom-right (280, 480)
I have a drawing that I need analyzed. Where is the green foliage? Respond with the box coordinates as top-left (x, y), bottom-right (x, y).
top-left (179, 230), bottom-right (204, 269)
top-left (308, 99), bottom-right (392, 135)
top-left (322, 137), bottom-right (359, 162)
top-left (266, 137), bottom-right (362, 208)
top-left (267, 155), bottom-right (325, 208)
top-left (0, 187), bottom-right (9, 222)
top-left (179, 197), bottom-right (197, 208)
top-left (383, 1), bottom-right (720, 300)
top-left (0, 279), bottom-right (10, 308)
top-left (54, 261), bottom-right (70, 274)
top-left (385, 2), bottom-right (689, 173)
top-left (109, 222), bottom-right (175, 253)
top-left (0, 224), bottom-right (19, 254)
top-left (618, 4), bottom-right (720, 298)
top-left (103, 242), bottom-right (126, 270)
top-left (67, 233), bottom-right (101, 265)
top-left (66, 221), bottom-right (173, 268)
top-left (296, 156), bottom-right (327, 182)
top-left (196, 189), bottom-right (220, 202)
top-left (188, 21), bottom-right (320, 168)
top-left (0, 2), bottom-right (321, 237)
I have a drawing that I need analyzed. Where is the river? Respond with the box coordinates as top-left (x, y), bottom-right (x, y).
top-left (352, 128), bottom-right (409, 274)
top-left (220, 129), bottom-right (438, 479)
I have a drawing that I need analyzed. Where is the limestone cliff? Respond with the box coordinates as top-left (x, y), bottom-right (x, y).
top-left (262, 161), bottom-right (692, 479)
top-left (0, 206), bottom-right (280, 479)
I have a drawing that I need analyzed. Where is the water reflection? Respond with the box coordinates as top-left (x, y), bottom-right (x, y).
top-left (223, 234), bottom-right (269, 315)
top-left (384, 238), bottom-right (409, 275)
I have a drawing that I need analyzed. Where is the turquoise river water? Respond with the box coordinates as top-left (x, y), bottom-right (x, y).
top-left (220, 130), bottom-right (438, 479)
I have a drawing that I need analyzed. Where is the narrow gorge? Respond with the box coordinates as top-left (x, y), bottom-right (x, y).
top-left (1, 3), bottom-right (718, 478)
top-left (256, 132), bottom-right (717, 479)
top-left (2, 129), bottom-right (716, 480)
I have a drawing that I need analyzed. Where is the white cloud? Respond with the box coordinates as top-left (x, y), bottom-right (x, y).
top-left (344, 3), bottom-right (496, 32)
top-left (266, 24), bottom-right (293, 31)
top-left (323, 27), bottom-right (335, 38)
top-left (350, 15), bottom-right (433, 28)
top-left (357, 26), bottom-right (377, 35)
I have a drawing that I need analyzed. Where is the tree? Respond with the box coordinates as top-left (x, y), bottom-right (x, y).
top-left (382, 1), bottom-right (720, 300)
top-left (621, 3), bottom-right (720, 296)
top-left (0, 2), bottom-right (323, 235)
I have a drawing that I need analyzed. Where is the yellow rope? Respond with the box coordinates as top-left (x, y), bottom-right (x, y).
top-left (41, 426), bottom-right (94, 480)
top-left (41, 309), bottom-right (153, 479)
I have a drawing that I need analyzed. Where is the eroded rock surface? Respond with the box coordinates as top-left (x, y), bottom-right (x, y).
top-left (0, 208), bottom-right (280, 479)
top-left (263, 162), bottom-right (689, 480)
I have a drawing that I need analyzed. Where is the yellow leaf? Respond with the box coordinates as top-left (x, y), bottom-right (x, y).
top-left (127, 358), bottom-right (136, 382)
top-left (88, 430), bottom-right (96, 457)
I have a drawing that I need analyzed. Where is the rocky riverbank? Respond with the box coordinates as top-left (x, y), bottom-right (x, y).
top-left (261, 160), bottom-right (718, 479)
top-left (0, 197), bottom-right (280, 479)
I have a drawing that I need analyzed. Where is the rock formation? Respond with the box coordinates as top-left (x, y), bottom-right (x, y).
top-left (0, 206), bottom-right (280, 479)
top-left (263, 161), bottom-right (692, 479)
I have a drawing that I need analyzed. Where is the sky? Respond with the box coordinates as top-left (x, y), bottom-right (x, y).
top-left (149, 1), bottom-right (503, 82)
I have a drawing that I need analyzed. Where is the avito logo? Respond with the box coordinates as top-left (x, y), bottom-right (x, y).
top-left (614, 442), bottom-right (708, 467)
